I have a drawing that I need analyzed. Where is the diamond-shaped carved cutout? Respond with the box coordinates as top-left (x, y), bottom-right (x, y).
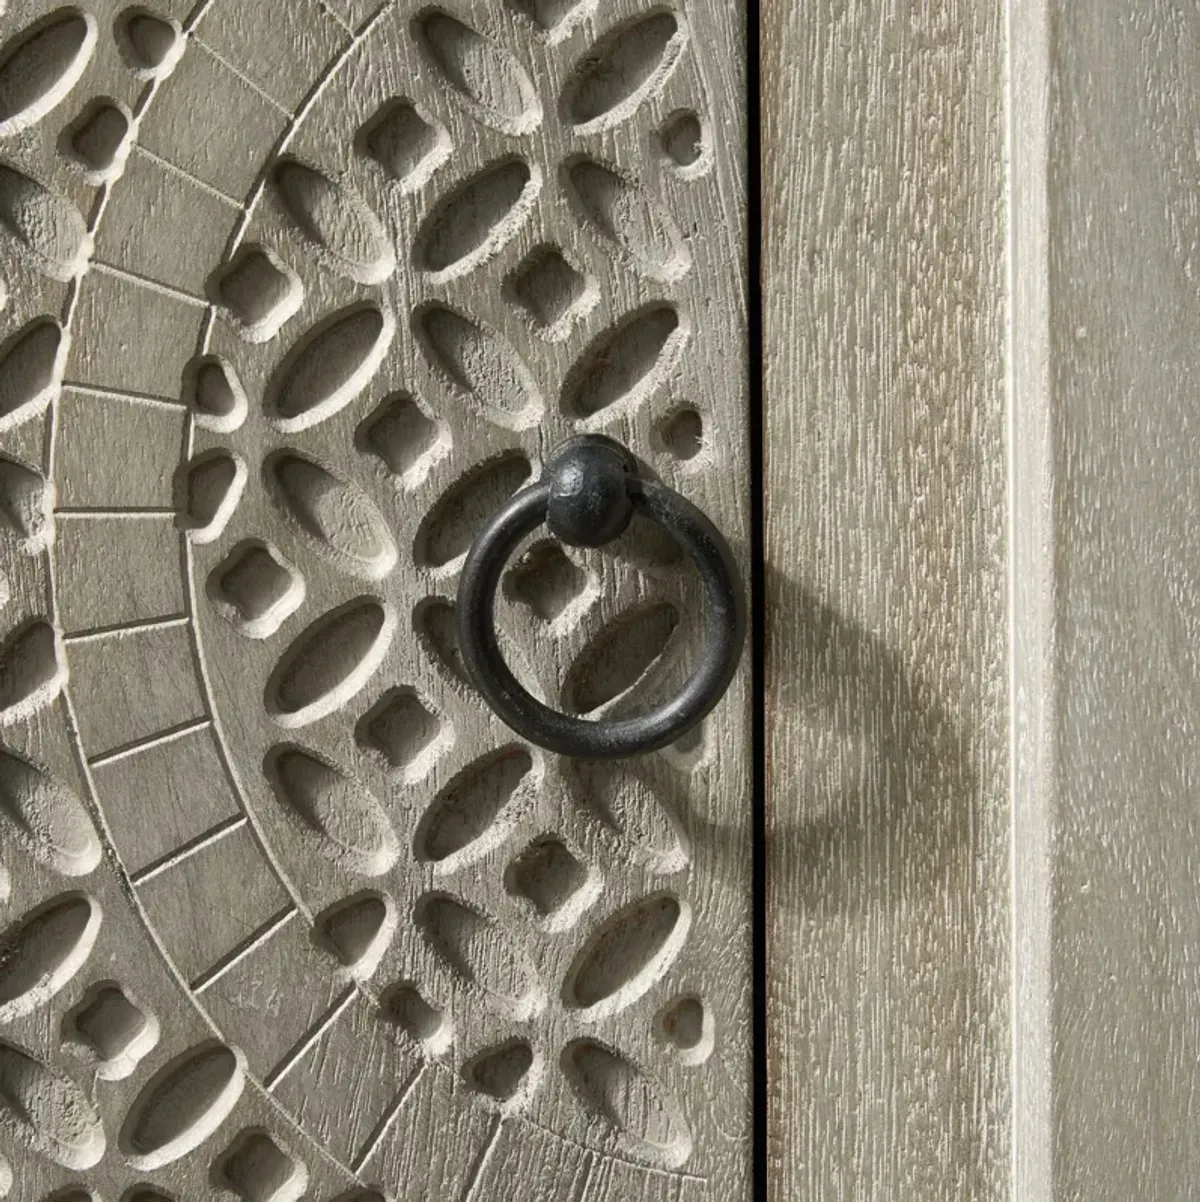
top-left (506, 245), bottom-right (595, 340)
top-left (505, 835), bottom-right (598, 930)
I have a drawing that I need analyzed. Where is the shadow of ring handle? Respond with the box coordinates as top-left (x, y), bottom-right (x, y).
top-left (456, 435), bottom-right (747, 759)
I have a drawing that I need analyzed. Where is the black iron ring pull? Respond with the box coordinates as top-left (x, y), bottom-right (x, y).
top-left (457, 435), bottom-right (746, 759)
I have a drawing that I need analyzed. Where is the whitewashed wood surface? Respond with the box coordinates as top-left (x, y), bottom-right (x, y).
top-left (767, 2), bottom-right (1200, 1198)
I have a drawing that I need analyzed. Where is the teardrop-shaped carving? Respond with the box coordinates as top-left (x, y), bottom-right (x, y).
top-left (510, 0), bottom-right (590, 37)
top-left (415, 893), bottom-right (542, 1019)
top-left (0, 619), bottom-right (65, 724)
top-left (267, 748), bottom-right (399, 878)
top-left (174, 449), bottom-right (246, 544)
top-left (561, 1038), bottom-right (692, 1167)
top-left (563, 157), bottom-right (690, 282)
top-left (313, 890), bottom-right (396, 977)
top-left (415, 452), bottom-right (532, 571)
top-left (0, 1039), bottom-right (105, 1169)
top-left (562, 303), bottom-right (685, 419)
top-left (562, 892), bottom-right (689, 1017)
top-left (64, 96), bottom-right (133, 183)
top-left (0, 892), bottom-right (100, 1021)
top-left (416, 157), bottom-right (540, 279)
top-left (120, 1041), bottom-right (245, 1171)
top-left (414, 9), bottom-right (541, 134)
top-left (416, 304), bottom-right (541, 429)
top-left (182, 355), bottom-right (247, 434)
top-left (463, 1037), bottom-right (540, 1111)
top-left (265, 451), bottom-right (397, 581)
top-left (570, 761), bottom-right (689, 874)
top-left (0, 318), bottom-right (66, 434)
top-left (0, 10), bottom-right (98, 137)
top-left (0, 454), bottom-right (54, 553)
top-left (0, 163), bottom-right (90, 280)
top-left (266, 302), bottom-right (394, 433)
top-left (413, 597), bottom-right (468, 686)
top-left (265, 599), bottom-right (396, 728)
top-left (0, 751), bottom-right (99, 877)
top-left (562, 12), bottom-right (686, 131)
top-left (379, 980), bottom-right (452, 1054)
top-left (271, 157), bottom-right (395, 285)
top-left (415, 746), bottom-right (534, 870)
top-left (116, 7), bottom-right (183, 79)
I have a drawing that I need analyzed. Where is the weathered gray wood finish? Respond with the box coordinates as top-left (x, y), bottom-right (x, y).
top-left (0, 1), bottom-right (751, 1199)
top-left (768, 2), bottom-right (1200, 1198)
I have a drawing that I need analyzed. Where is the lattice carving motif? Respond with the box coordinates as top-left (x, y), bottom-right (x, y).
top-left (0, 1), bottom-right (748, 1198)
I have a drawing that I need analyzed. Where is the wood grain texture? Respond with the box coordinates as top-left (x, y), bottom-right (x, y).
top-left (1037, 3), bottom-right (1200, 1196)
top-left (762, 4), bottom-right (1012, 1198)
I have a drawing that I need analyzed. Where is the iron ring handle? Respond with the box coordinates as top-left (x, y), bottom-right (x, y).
top-left (456, 435), bottom-right (746, 759)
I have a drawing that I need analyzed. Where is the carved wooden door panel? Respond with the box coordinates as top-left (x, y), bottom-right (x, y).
top-left (0, 2), bottom-right (750, 1200)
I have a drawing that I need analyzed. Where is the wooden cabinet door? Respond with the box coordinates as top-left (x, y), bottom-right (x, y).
top-left (765, 3), bottom-right (1200, 1199)
top-left (0, 2), bottom-right (751, 1199)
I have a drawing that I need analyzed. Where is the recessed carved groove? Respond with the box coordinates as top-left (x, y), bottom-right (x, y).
top-left (413, 597), bottom-right (469, 686)
top-left (357, 687), bottom-right (449, 780)
top-left (0, 9), bottom-right (98, 138)
top-left (0, 750), bottom-right (100, 876)
top-left (214, 1128), bottom-right (308, 1202)
top-left (415, 745), bottom-right (534, 870)
top-left (562, 156), bottom-right (691, 282)
top-left (462, 1038), bottom-right (539, 1110)
top-left (63, 981), bottom-right (159, 1080)
top-left (313, 890), bottom-right (396, 979)
top-left (561, 1038), bottom-right (692, 1167)
top-left (563, 303), bottom-right (685, 421)
top-left (569, 761), bottom-right (689, 873)
top-left (358, 98), bottom-right (449, 192)
top-left (657, 406), bottom-right (703, 460)
top-left (0, 162), bottom-right (90, 280)
top-left (271, 156), bottom-right (395, 285)
top-left (562, 892), bottom-right (690, 1018)
top-left (265, 598), bottom-right (397, 728)
top-left (415, 304), bottom-right (542, 430)
top-left (508, 0), bottom-right (592, 37)
top-left (505, 540), bottom-right (590, 625)
top-left (64, 96), bottom-right (133, 183)
top-left (413, 8), bottom-right (541, 134)
top-left (415, 156), bottom-right (540, 279)
top-left (562, 601), bottom-right (680, 714)
top-left (0, 1039), bottom-right (105, 1169)
top-left (266, 301), bottom-right (394, 433)
top-left (207, 540), bottom-right (304, 639)
top-left (415, 452), bottom-right (532, 572)
top-left (0, 892), bottom-right (100, 1022)
top-left (265, 744), bottom-right (399, 877)
top-left (175, 449), bottom-right (246, 544)
top-left (562, 10), bottom-right (686, 131)
top-left (119, 1041), bottom-right (246, 1170)
top-left (264, 450), bottom-right (398, 581)
top-left (0, 453), bottom-right (54, 553)
top-left (506, 244), bottom-right (595, 340)
top-left (505, 835), bottom-right (598, 931)
top-left (414, 893), bottom-right (543, 1019)
top-left (0, 619), bottom-right (66, 725)
top-left (358, 391), bottom-right (446, 485)
top-left (209, 245), bottom-right (303, 343)
top-left (0, 317), bottom-right (66, 433)
top-left (660, 108), bottom-right (707, 171)
top-left (379, 981), bottom-right (451, 1053)
top-left (182, 354), bottom-right (248, 434)
top-left (115, 7), bottom-right (183, 79)
top-left (657, 995), bottom-right (713, 1065)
